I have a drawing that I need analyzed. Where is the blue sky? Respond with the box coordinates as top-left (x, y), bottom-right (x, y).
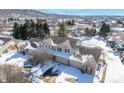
top-left (38, 9), bottom-right (124, 16)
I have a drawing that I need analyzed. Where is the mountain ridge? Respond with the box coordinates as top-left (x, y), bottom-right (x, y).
top-left (0, 9), bottom-right (82, 19)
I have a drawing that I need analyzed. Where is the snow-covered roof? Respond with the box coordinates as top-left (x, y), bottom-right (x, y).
top-left (31, 61), bottom-right (54, 76)
top-left (51, 51), bottom-right (93, 64)
top-left (0, 39), bottom-right (4, 45)
top-left (111, 27), bottom-right (124, 31)
top-left (25, 42), bottom-right (38, 50)
top-left (70, 54), bottom-right (93, 64)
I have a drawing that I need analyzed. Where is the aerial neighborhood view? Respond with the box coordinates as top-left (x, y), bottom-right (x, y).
top-left (0, 9), bottom-right (124, 83)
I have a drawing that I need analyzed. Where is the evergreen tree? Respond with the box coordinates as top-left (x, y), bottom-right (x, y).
top-left (117, 20), bottom-right (123, 24)
top-left (12, 19), bottom-right (50, 40)
top-left (58, 22), bottom-right (67, 37)
top-left (66, 20), bottom-right (75, 26)
top-left (43, 22), bottom-right (50, 35)
top-left (20, 24), bottom-right (28, 40)
top-left (25, 20), bottom-right (32, 38)
top-left (13, 22), bottom-right (28, 40)
top-left (99, 23), bottom-right (111, 37)
top-left (29, 19), bottom-right (36, 37)
top-left (13, 22), bottom-right (21, 39)
top-left (36, 19), bottom-right (44, 38)
top-left (71, 20), bottom-right (75, 25)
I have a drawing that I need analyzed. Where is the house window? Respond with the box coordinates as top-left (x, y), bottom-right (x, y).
top-left (54, 46), bottom-right (56, 51)
top-left (67, 49), bottom-right (70, 53)
top-left (52, 46), bottom-right (54, 50)
top-left (86, 67), bottom-right (92, 74)
top-left (39, 43), bottom-right (42, 47)
top-left (65, 49), bottom-right (70, 53)
top-left (65, 49), bottom-right (67, 53)
top-left (49, 45), bottom-right (51, 49)
top-left (74, 52), bottom-right (76, 56)
top-left (57, 47), bottom-right (60, 51)
top-left (60, 48), bottom-right (62, 52)
top-left (57, 47), bottom-right (62, 52)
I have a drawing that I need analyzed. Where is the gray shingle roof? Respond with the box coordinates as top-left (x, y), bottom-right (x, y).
top-left (29, 37), bottom-right (42, 42)
top-left (0, 37), bottom-right (11, 44)
top-left (79, 46), bottom-right (102, 63)
top-left (43, 36), bottom-right (78, 48)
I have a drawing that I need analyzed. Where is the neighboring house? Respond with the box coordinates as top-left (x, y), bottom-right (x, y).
top-left (25, 36), bottom-right (102, 75)
top-left (0, 23), bottom-right (13, 32)
top-left (114, 42), bottom-right (124, 52)
top-left (107, 32), bottom-right (124, 52)
top-left (0, 38), bottom-right (27, 55)
top-left (0, 37), bottom-right (12, 48)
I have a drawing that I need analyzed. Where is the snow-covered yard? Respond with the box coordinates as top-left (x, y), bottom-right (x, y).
top-left (55, 64), bottom-right (94, 83)
top-left (0, 50), bottom-right (32, 67)
top-left (30, 61), bottom-right (97, 83)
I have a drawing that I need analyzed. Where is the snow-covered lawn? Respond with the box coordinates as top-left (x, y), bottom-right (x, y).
top-left (55, 65), bottom-right (94, 83)
top-left (0, 50), bottom-right (32, 67)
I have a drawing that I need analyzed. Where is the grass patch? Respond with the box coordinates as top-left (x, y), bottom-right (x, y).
top-left (65, 78), bottom-right (77, 83)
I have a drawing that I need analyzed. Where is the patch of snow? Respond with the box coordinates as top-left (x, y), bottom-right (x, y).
top-left (55, 65), bottom-right (94, 83)
top-left (0, 39), bottom-right (4, 45)
top-left (31, 62), bottom-right (54, 77)
top-left (56, 71), bottom-right (77, 83)
top-left (111, 27), bottom-right (124, 32)
top-left (105, 51), bottom-right (124, 83)
top-left (25, 42), bottom-right (36, 50)
top-left (0, 33), bottom-right (12, 38)
top-left (32, 76), bottom-right (45, 83)
top-left (1, 32), bottom-right (12, 35)
top-left (0, 50), bottom-right (32, 67)
top-left (70, 55), bottom-right (93, 64)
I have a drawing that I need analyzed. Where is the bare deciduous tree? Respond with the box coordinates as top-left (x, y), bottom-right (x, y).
top-left (27, 50), bottom-right (52, 66)
top-left (0, 64), bottom-right (31, 83)
top-left (38, 51), bottom-right (52, 63)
